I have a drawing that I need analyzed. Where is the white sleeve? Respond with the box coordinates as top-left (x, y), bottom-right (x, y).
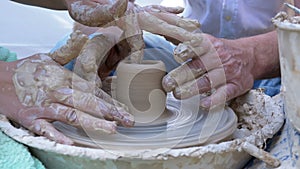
top-left (160, 0), bottom-right (185, 7)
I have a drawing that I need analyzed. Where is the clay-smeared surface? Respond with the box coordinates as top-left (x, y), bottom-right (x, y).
top-left (0, 90), bottom-right (284, 169)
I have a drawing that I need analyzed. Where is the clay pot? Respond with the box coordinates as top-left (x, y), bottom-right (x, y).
top-left (275, 20), bottom-right (300, 132)
top-left (116, 60), bottom-right (166, 125)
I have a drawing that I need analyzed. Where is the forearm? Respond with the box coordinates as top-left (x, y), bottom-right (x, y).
top-left (10, 0), bottom-right (67, 10)
top-left (243, 31), bottom-right (280, 80)
top-left (249, 0), bottom-right (300, 79)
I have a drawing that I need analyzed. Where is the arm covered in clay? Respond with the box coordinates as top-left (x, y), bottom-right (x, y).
top-left (163, 30), bottom-right (280, 110)
top-left (0, 55), bottom-right (134, 145)
top-left (10, 0), bottom-right (128, 27)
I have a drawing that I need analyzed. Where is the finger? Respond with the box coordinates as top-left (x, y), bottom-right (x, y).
top-left (50, 88), bottom-right (134, 127)
top-left (122, 12), bottom-right (145, 63)
top-left (162, 60), bottom-right (206, 92)
top-left (68, 73), bottom-right (98, 92)
top-left (139, 12), bottom-right (209, 63)
top-left (145, 5), bottom-right (184, 14)
top-left (102, 39), bottom-right (131, 69)
top-left (70, 76), bottom-right (128, 110)
top-left (146, 10), bottom-right (200, 32)
top-left (101, 76), bottom-right (116, 96)
top-left (49, 30), bottom-right (88, 65)
top-left (162, 50), bottom-right (222, 92)
top-left (68, 0), bottom-right (128, 27)
top-left (98, 49), bottom-right (118, 79)
top-left (173, 68), bottom-right (226, 99)
top-left (98, 42), bottom-right (129, 79)
top-left (174, 34), bottom-right (214, 63)
top-left (43, 104), bottom-right (117, 133)
top-left (74, 33), bottom-right (113, 85)
top-left (29, 119), bottom-right (74, 145)
top-left (139, 12), bottom-right (200, 43)
top-left (199, 83), bottom-right (243, 110)
top-left (94, 87), bottom-right (129, 111)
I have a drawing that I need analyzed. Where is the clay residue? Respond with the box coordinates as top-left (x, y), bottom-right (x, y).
top-left (230, 90), bottom-right (284, 148)
top-left (69, 0), bottom-right (128, 27)
top-left (12, 55), bottom-right (56, 107)
top-left (0, 90), bottom-right (285, 169)
top-left (50, 30), bottom-right (88, 65)
top-left (272, 11), bottom-right (300, 24)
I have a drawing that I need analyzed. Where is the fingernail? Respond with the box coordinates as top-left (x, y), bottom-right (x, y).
top-left (200, 99), bottom-right (211, 109)
top-left (123, 118), bottom-right (135, 127)
top-left (174, 88), bottom-right (182, 99)
top-left (150, 8), bottom-right (161, 12)
top-left (94, 121), bottom-right (117, 134)
top-left (122, 112), bottom-right (135, 127)
top-left (66, 110), bottom-right (77, 123)
top-left (162, 76), bottom-right (176, 92)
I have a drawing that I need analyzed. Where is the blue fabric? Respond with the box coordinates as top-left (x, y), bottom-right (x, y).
top-left (182, 0), bottom-right (285, 39)
top-left (253, 77), bottom-right (281, 96)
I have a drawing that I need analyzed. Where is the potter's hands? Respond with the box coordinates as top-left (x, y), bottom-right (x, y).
top-left (10, 0), bottom-right (128, 26)
top-left (115, 1), bottom-right (200, 62)
top-left (163, 34), bottom-right (258, 109)
top-left (0, 54), bottom-right (134, 144)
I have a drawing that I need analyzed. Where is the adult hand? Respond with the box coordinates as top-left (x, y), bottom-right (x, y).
top-left (0, 54), bottom-right (134, 145)
top-left (49, 27), bottom-right (128, 88)
top-left (68, 0), bottom-right (200, 63)
top-left (70, 1), bottom-right (202, 81)
top-left (162, 32), bottom-right (280, 110)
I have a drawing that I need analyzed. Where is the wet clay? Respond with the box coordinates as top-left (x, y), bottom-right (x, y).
top-left (69, 0), bottom-right (128, 27)
top-left (74, 33), bottom-right (116, 87)
top-left (116, 60), bottom-right (166, 124)
top-left (50, 30), bottom-right (88, 65)
top-left (12, 54), bottom-right (60, 107)
top-left (273, 11), bottom-right (300, 24)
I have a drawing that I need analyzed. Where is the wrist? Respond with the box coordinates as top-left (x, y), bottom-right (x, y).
top-left (242, 31), bottom-right (280, 80)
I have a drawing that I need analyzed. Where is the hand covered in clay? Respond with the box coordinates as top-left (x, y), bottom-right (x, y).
top-left (69, 1), bottom-right (202, 86)
top-left (50, 26), bottom-right (129, 89)
top-left (0, 54), bottom-right (134, 145)
top-left (69, 0), bottom-right (201, 63)
top-left (163, 32), bottom-right (280, 109)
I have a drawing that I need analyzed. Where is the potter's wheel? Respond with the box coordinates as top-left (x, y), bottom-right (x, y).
top-left (54, 93), bottom-right (237, 149)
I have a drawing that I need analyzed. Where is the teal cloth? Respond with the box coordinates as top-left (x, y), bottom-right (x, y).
top-left (0, 47), bottom-right (17, 62)
top-left (0, 131), bottom-right (45, 169)
top-left (0, 47), bottom-right (45, 169)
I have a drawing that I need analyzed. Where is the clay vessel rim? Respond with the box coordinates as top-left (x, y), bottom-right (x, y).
top-left (117, 60), bottom-right (166, 73)
top-left (274, 21), bottom-right (300, 31)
